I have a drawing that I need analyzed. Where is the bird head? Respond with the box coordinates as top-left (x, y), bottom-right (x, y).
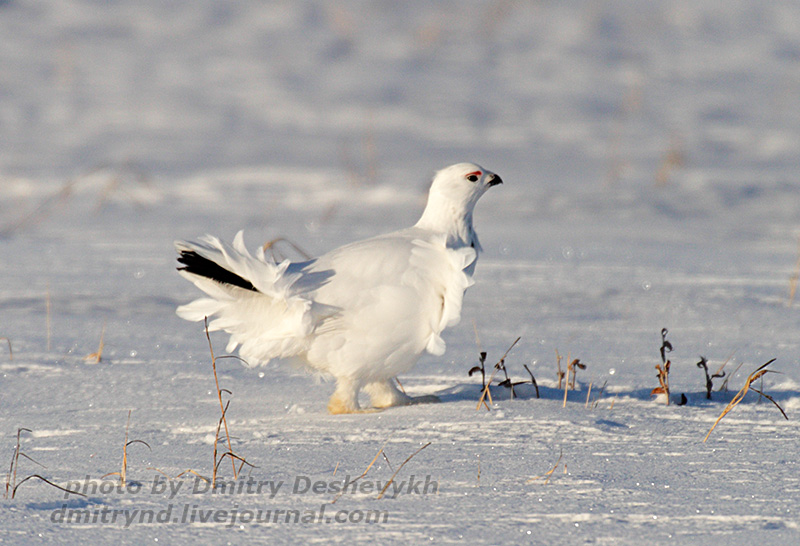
top-left (424, 162), bottom-right (501, 215)
top-left (429, 162), bottom-right (502, 205)
top-left (416, 162), bottom-right (501, 242)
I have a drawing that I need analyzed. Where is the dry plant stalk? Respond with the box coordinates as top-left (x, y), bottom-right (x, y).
top-left (652, 328), bottom-right (673, 405)
top-left (555, 349), bottom-right (565, 389)
top-left (5, 427), bottom-right (84, 499)
top-left (84, 321), bottom-right (106, 363)
top-left (5, 428), bottom-right (31, 498)
top-left (102, 410), bottom-right (150, 486)
top-left (1, 337), bottom-right (11, 360)
top-left (331, 437), bottom-right (391, 504)
top-left (655, 135), bottom-right (685, 186)
top-left (376, 442), bottom-right (431, 500)
top-left (0, 180), bottom-right (76, 237)
top-left (562, 356), bottom-right (585, 407)
top-left (202, 318), bottom-right (255, 488)
top-left (568, 358), bottom-right (586, 390)
top-left (469, 323), bottom-right (489, 409)
top-left (697, 356), bottom-right (726, 400)
top-left (590, 381), bottom-right (608, 409)
top-left (704, 359), bottom-right (788, 442)
top-left (262, 237), bottom-right (312, 262)
top-left (210, 399), bottom-right (255, 485)
top-left (526, 449), bottom-right (564, 485)
top-left (605, 74), bottom-right (643, 186)
top-left (204, 317), bottom-right (238, 481)
top-left (339, 112), bottom-right (379, 187)
top-left (148, 467), bottom-right (210, 484)
top-left (476, 363), bottom-right (497, 410)
top-left (523, 364), bottom-right (540, 399)
top-left (712, 351), bottom-right (736, 388)
top-left (0, 165), bottom-right (152, 236)
top-left (46, 284), bottom-right (52, 352)
top-left (719, 361), bottom-right (744, 392)
top-left (475, 337), bottom-right (520, 411)
top-left (381, 452), bottom-right (394, 472)
top-left (789, 235), bottom-right (800, 306)
top-left (652, 360), bottom-right (671, 405)
top-left (11, 474), bottom-right (86, 500)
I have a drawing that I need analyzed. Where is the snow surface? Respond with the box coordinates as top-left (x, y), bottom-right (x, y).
top-left (2, 1), bottom-right (800, 544)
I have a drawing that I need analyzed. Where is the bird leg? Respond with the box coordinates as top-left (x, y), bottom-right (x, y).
top-left (327, 378), bottom-right (362, 414)
top-left (364, 379), bottom-right (440, 409)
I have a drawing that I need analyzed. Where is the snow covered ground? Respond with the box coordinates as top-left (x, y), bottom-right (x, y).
top-left (2, 1), bottom-right (800, 544)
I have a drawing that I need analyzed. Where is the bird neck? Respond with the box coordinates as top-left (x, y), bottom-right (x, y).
top-left (415, 196), bottom-right (477, 249)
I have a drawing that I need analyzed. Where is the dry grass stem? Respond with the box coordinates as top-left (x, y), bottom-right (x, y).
top-left (562, 354), bottom-right (585, 407)
top-left (555, 349), bottom-right (565, 389)
top-left (340, 112), bottom-right (378, 187)
top-left (652, 328), bottom-right (672, 405)
top-left (85, 321), bottom-right (106, 363)
top-left (1, 337), bottom-right (11, 360)
top-left (377, 442), bottom-right (431, 500)
top-left (381, 452), bottom-right (394, 473)
top-left (697, 356), bottom-right (726, 400)
top-left (568, 358), bottom-right (586, 390)
top-left (46, 284), bottom-right (52, 352)
top-left (147, 467), bottom-right (210, 484)
top-left (788, 235), bottom-right (800, 306)
top-left (655, 135), bottom-right (685, 186)
top-left (5, 428), bottom-right (31, 498)
top-left (475, 337), bottom-right (520, 411)
top-left (173, 469), bottom-right (210, 483)
top-left (331, 437), bottom-right (390, 504)
top-left (652, 360), bottom-right (671, 405)
top-left (102, 410), bottom-right (151, 486)
top-left (719, 361), bottom-right (744, 392)
top-left (714, 351), bottom-right (736, 379)
top-left (523, 364), bottom-right (540, 399)
top-left (205, 317), bottom-right (238, 481)
top-left (12, 474), bottom-right (86, 499)
top-left (591, 381), bottom-right (609, 409)
top-left (526, 449), bottom-right (564, 485)
top-left (605, 74), bottom-right (643, 185)
top-left (0, 180), bottom-right (76, 237)
top-left (262, 237), bottom-right (312, 262)
top-left (5, 428), bottom-right (84, 499)
top-left (704, 359), bottom-right (788, 442)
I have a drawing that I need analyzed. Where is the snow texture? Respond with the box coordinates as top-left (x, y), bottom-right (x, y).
top-left (1, 1), bottom-right (800, 544)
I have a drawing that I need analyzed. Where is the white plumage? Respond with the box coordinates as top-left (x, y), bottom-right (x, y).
top-left (176, 163), bottom-right (501, 413)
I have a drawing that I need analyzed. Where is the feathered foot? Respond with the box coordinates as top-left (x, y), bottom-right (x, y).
top-left (327, 379), bottom-right (372, 414)
top-left (365, 379), bottom-right (441, 409)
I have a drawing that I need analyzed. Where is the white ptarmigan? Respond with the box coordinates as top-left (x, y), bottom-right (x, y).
top-left (175, 163), bottom-right (501, 414)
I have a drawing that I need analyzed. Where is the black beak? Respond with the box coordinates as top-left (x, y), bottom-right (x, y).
top-left (487, 174), bottom-right (503, 187)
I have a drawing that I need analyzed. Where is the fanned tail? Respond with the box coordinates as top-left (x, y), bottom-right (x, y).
top-left (175, 231), bottom-right (326, 366)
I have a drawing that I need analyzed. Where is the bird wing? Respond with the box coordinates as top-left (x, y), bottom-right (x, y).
top-left (306, 229), bottom-right (476, 359)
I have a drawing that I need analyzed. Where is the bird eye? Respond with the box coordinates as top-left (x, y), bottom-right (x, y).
top-left (466, 174), bottom-right (480, 182)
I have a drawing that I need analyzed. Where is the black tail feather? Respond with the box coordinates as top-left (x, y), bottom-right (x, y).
top-left (177, 250), bottom-right (258, 292)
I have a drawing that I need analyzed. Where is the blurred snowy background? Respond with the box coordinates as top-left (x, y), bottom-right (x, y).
top-left (2, 1), bottom-right (800, 544)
